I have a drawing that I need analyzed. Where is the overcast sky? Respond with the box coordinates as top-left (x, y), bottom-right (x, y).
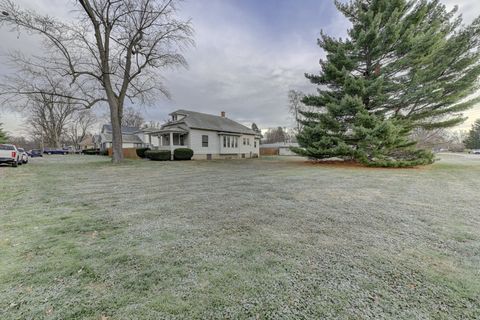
top-left (1, 0), bottom-right (480, 136)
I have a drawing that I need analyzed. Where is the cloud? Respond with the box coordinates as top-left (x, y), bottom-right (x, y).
top-left (144, 0), bottom-right (343, 129)
top-left (1, 0), bottom-right (480, 135)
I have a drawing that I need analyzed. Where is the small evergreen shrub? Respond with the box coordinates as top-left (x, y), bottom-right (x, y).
top-left (136, 147), bottom-right (151, 158)
top-left (174, 148), bottom-right (194, 160)
top-left (100, 150), bottom-right (109, 156)
top-left (83, 149), bottom-right (99, 155)
top-left (145, 150), bottom-right (171, 161)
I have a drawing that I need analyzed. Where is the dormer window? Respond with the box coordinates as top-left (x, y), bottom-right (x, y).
top-left (171, 114), bottom-right (185, 122)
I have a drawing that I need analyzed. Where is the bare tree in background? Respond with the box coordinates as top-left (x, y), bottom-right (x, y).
top-left (264, 127), bottom-right (288, 144)
top-left (411, 128), bottom-right (466, 152)
top-left (0, 0), bottom-right (193, 162)
top-left (1, 69), bottom-right (95, 149)
top-left (122, 106), bottom-right (145, 128)
top-left (410, 128), bottom-right (448, 150)
top-left (146, 121), bottom-right (162, 129)
top-left (66, 110), bottom-right (97, 150)
top-left (27, 93), bottom-right (77, 148)
top-left (288, 90), bottom-right (306, 133)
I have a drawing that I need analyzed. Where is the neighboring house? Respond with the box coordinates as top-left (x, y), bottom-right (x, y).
top-left (144, 110), bottom-right (260, 160)
top-left (79, 134), bottom-right (95, 150)
top-left (260, 142), bottom-right (299, 156)
top-left (94, 125), bottom-right (145, 151)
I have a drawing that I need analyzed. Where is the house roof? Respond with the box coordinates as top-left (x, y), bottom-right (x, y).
top-left (79, 135), bottom-right (94, 146)
top-left (101, 124), bottom-right (140, 134)
top-left (153, 125), bottom-right (189, 134)
top-left (165, 109), bottom-right (256, 135)
top-left (98, 133), bottom-right (143, 144)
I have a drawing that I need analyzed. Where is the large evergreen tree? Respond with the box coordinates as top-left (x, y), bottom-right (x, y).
top-left (294, 0), bottom-right (480, 167)
top-left (464, 119), bottom-right (480, 150)
top-left (0, 122), bottom-right (7, 144)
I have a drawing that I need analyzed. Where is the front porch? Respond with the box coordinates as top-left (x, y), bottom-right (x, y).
top-left (146, 127), bottom-right (188, 160)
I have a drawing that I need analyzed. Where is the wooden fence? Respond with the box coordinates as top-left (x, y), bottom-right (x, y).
top-left (259, 147), bottom-right (279, 156)
top-left (107, 148), bottom-right (140, 159)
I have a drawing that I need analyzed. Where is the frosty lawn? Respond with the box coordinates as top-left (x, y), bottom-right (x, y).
top-left (1, 154), bottom-right (480, 319)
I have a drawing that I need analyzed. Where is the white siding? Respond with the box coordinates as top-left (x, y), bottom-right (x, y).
top-left (141, 128), bottom-right (259, 159)
top-left (189, 129), bottom-right (221, 155)
top-left (238, 134), bottom-right (259, 157)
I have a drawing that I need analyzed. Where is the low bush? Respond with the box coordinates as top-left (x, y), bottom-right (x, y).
top-left (145, 150), bottom-right (171, 161)
top-left (136, 147), bottom-right (151, 159)
top-left (83, 149), bottom-right (99, 155)
top-left (174, 148), bottom-right (194, 160)
top-left (100, 150), bottom-right (109, 156)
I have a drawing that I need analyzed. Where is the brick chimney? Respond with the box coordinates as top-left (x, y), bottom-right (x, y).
top-left (220, 111), bottom-right (226, 118)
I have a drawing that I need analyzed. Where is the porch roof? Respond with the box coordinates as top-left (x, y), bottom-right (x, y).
top-left (147, 126), bottom-right (188, 135)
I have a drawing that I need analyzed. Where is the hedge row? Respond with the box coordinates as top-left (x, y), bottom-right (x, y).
top-left (83, 149), bottom-right (108, 156)
top-left (145, 150), bottom-right (171, 161)
top-left (141, 148), bottom-right (194, 161)
top-left (174, 148), bottom-right (194, 160)
top-left (136, 147), bottom-right (151, 158)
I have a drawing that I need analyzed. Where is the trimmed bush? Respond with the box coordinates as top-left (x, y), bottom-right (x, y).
top-left (145, 150), bottom-right (171, 161)
top-left (174, 148), bottom-right (194, 160)
top-left (83, 149), bottom-right (99, 155)
top-left (136, 147), bottom-right (151, 159)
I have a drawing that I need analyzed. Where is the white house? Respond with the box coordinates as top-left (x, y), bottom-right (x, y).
top-left (145, 109), bottom-right (260, 160)
top-left (94, 125), bottom-right (145, 151)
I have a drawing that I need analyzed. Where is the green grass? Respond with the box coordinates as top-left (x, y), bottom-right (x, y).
top-left (1, 153), bottom-right (480, 319)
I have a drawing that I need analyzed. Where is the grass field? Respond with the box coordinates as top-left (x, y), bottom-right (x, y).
top-left (1, 154), bottom-right (480, 319)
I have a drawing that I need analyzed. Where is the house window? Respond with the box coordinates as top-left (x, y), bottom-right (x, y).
top-left (202, 135), bottom-right (208, 147)
top-left (235, 137), bottom-right (238, 148)
top-left (162, 134), bottom-right (170, 146)
top-left (247, 138), bottom-right (250, 146)
top-left (243, 138), bottom-right (246, 145)
top-left (227, 136), bottom-right (231, 148)
top-left (223, 136), bottom-right (226, 148)
top-left (254, 140), bottom-right (257, 148)
top-left (173, 134), bottom-right (180, 145)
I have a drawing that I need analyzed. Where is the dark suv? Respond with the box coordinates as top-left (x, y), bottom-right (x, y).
top-left (28, 149), bottom-right (43, 157)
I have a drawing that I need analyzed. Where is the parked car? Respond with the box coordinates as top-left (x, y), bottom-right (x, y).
top-left (470, 149), bottom-right (480, 155)
top-left (0, 144), bottom-right (20, 167)
top-left (28, 149), bottom-right (43, 157)
top-left (17, 148), bottom-right (29, 164)
top-left (44, 148), bottom-right (68, 155)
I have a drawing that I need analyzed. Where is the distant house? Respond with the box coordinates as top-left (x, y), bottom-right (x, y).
top-left (260, 142), bottom-right (299, 156)
top-left (144, 110), bottom-right (260, 160)
top-left (94, 125), bottom-right (145, 151)
top-left (79, 134), bottom-right (95, 150)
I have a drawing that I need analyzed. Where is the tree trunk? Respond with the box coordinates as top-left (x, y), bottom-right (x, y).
top-left (109, 99), bottom-right (124, 163)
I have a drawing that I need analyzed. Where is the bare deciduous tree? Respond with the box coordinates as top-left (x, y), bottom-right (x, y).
top-left (66, 110), bottom-right (97, 150)
top-left (410, 128), bottom-right (466, 152)
top-left (122, 106), bottom-right (144, 128)
top-left (0, 0), bottom-right (193, 162)
top-left (264, 127), bottom-right (288, 144)
top-left (288, 89), bottom-right (306, 133)
top-left (26, 93), bottom-right (77, 148)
